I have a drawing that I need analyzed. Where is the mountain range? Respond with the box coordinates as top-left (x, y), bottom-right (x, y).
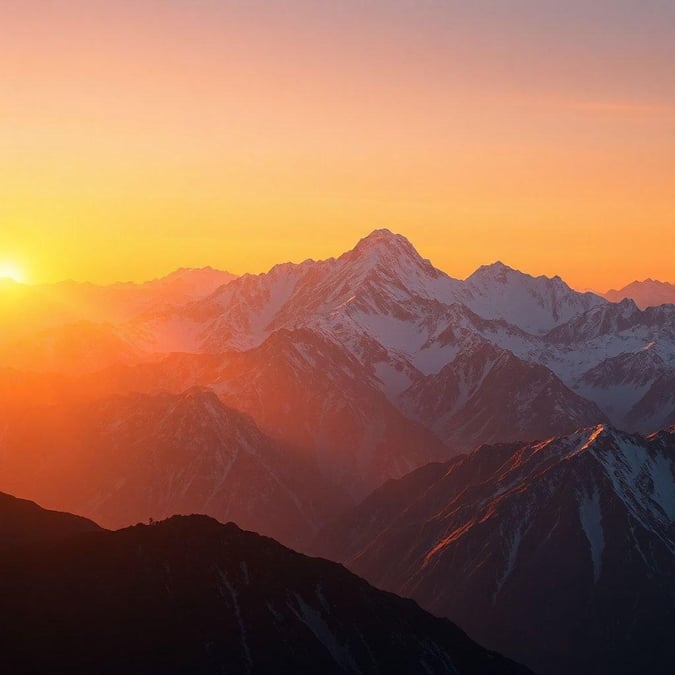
top-left (0, 266), bottom-right (235, 369)
top-left (1, 229), bottom-right (674, 540)
top-left (1, 229), bottom-right (673, 673)
top-left (120, 230), bottom-right (675, 439)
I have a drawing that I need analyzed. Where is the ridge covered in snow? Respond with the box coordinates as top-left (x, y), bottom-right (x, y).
top-left (138, 229), bottom-right (670, 437)
top-left (316, 424), bottom-right (675, 675)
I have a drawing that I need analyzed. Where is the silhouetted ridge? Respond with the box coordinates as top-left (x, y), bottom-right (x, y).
top-left (0, 497), bottom-right (531, 675)
top-left (0, 491), bottom-right (101, 553)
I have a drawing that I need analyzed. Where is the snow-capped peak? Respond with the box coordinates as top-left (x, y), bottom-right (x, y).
top-left (466, 261), bottom-right (516, 284)
top-left (352, 228), bottom-right (417, 253)
top-left (458, 262), bottom-right (605, 335)
top-left (340, 229), bottom-right (434, 275)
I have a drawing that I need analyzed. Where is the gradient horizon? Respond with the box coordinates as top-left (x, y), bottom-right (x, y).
top-left (2, 0), bottom-right (674, 289)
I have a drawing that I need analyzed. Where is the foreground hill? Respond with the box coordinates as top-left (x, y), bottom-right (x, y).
top-left (0, 492), bottom-right (530, 675)
top-left (316, 425), bottom-right (675, 675)
top-left (0, 491), bottom-right (101, 552)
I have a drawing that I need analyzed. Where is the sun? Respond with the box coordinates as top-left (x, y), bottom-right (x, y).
top-left (0, 262), bottom-right (25, 284)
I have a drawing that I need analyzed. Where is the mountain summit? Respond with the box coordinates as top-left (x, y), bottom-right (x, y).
top-left (460, 261), bottom-right (605, 334)
top-left (350, 228), bottom-right (423, 260)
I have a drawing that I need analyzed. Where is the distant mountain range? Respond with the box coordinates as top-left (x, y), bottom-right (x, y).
top-left (604, 278), bottom-right (675, 308)
top-left (0, 491), bottom-right (530, 675)
top-left (315, 424), bottom-right (675, 675)
top-left (0, 266), bottom-right (236, 356)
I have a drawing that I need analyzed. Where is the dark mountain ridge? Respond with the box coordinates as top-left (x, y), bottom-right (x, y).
top-left (0, 492), bottom-right (530, 675)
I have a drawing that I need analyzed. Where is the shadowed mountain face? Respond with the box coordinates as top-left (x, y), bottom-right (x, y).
top-left (208, 328), bottom-right (450, 497)
top-left (316, 425), bottom-right (675, 675)
top-left (0, 389), bottom-right (343, 549)
top-left (0, 494), bottom-right (531, 675)
top-left (401, 340), bottom-right (608, 450)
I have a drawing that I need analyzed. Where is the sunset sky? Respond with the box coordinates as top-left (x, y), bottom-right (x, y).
top-left (1, 0), bottom-right (674, 290)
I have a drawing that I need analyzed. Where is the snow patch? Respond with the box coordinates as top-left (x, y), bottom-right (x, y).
top-left (578, 485), bottom-right (604, 582)
top-left (290, 593), bottom-right (358, 672)
top-left (495, 526), bottom-right (523, 596)
top-left (215, 567), bottom-right (252, 672)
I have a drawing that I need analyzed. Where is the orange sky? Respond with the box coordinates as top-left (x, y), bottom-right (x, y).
top-left (1, 0), bottom-right (674, 291)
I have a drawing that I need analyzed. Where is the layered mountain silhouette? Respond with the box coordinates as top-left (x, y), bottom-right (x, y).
top-left (0, 388), bottom-right (345, 548)
top-left (0, 491), bottom-right (530, 675)
top-left (0, 266), bottom-right (235, 372)
top-left (1, 228), bottom-right (674, 540)
top-left (604, 278), bottom-right (675, 309)
top-left (316, 425), bottom-right (675, 675)
top-left (0, 229), bottom-right (673, 674)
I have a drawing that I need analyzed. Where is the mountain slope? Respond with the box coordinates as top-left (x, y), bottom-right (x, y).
top-left (0, 329), bottom-right (451, 499)
top-left (575, 346), bottom-right (672, 428)
top-left (402, 341), bottom-right (607, 449)
top-left (0, 497), bottom-right (531, 675)
top-left (458, 261), bottom-right (605, 335)
top-left (625, 370), bottom-right (675, 433)
top-left (316, 425), bottom-right (675, 675)
top-left (0, 492), bottom-right (101, 553)
top-left (180, 229), bottom-right (462, 364)
top-left (545, 298), bottom-right (675, 347)
top-left (0, 320), bottom-right (153, 375)
top-left (0, 389), bottom-right (342, 548)
top-left (0, 267), bottom-right (235, 345)
top-left (209, 328), bottom-right (451, 496)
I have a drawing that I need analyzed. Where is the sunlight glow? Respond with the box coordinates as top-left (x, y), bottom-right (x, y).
top-left (0, 262), bottom-right (25, 284)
